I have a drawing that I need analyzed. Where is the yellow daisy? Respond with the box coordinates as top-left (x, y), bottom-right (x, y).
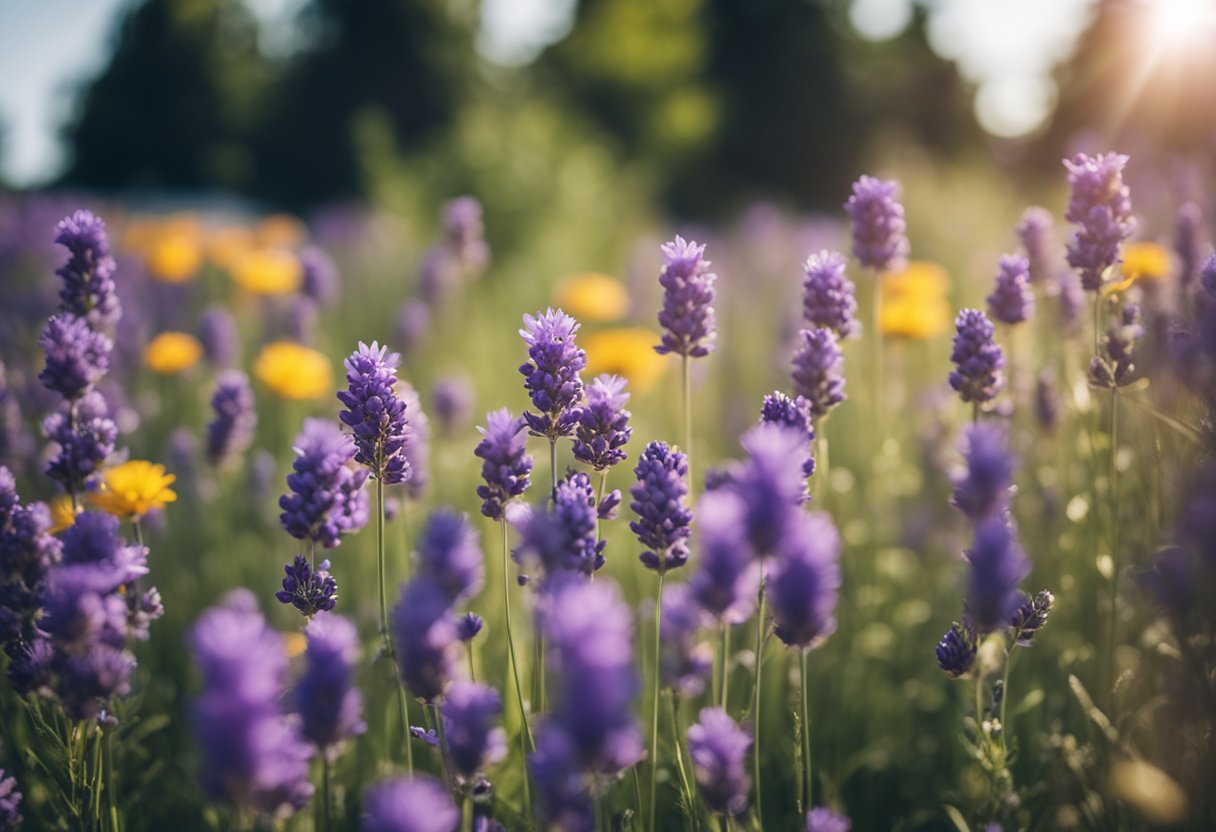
top-left (882, 260), bottom-right (951, 301)
top-left (254, 341), bottom-right (334, 401)
top-left (145, 230), bottom-right (203, 283)
top-left (144, 332), bottom-right (203, 374)
top-left (90, 461), bottom-right (177, 520)
top-left (880, 294), bottom-right (952, 340)
top-left (583, 327), bottom-right (668, 393)
top-left (553, 273), bottom-right (631, 322)
top-left (49, 494), bottom-right (78, 534)
top-left (231, 248), bottom-right (303, 296)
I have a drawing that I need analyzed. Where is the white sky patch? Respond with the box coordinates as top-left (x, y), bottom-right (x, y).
top-left (477, 0), bottom-right (576, 66)
top-left (850, 0), bottom-right (913, 42)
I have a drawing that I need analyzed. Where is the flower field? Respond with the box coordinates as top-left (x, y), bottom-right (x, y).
top-left (0, 149), bottom-right (1214, 832)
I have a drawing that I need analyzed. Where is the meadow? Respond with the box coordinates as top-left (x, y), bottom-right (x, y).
top-left (0, 148), bottom-right (1213, 832)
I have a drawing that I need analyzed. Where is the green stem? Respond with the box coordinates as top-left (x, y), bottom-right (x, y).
top-left (998, 646), bottom-right (1012, 760)
top-left (377, 476), bottom-right (413, 774)
top-left (669, 691), bottom-right (695, 826)
top-left (752, 576), bottom-right (766, 828)
top-left (682, 354), bottom-right (693, 496)
top-left (462, 793), bottom-right (473, 832)
top-left (648, 573), bottom-right (666, 832)
top-left (873, 270), bottom-right (884, 437)
top-left (595, 469), bottom-right (609, 543)
top-left (431, 703), bottom-right (453, 790)
top-left (104, 724), bottom-right (118, 832)
top-left (549, 437), bottom-right (558, 503)
top-left (719, 622), bottom-right (730, 711)
top-left (1107, 389), bottom-right (1120, 691)
top-left (321, 754), bottom-right (331, 832)
top-left (501, 519), bottom-right (534, 817)
top-left (1093, 292), bottom-right (1101, 356)
top-left (800, 649), bottom-right (812, 814)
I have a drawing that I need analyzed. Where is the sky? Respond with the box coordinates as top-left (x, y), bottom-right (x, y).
top-left (0, 0), bottom-right (1099, 188)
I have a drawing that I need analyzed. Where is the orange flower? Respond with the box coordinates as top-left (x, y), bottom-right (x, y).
top-left (90, 461), bottom-right (177, 519)
top-left (583, 327), bottom-right (668, 393)
top-left (144, 332), bottom-right (203, 374)
top-left (254, 341), bottom-right (333, 400)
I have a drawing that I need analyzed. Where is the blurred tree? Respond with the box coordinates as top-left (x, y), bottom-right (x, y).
top-left (59, 0), bottom-right (265, 193)
top-left (251, 0), bottom-right (476, 208)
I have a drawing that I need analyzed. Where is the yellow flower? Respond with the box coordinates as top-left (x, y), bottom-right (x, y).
top-left (144, 332), bottom-right (203, 374)
top-left (49, 494), bottom-right (78, 534)
top-left (1106, 241), bottom-right (1172, 295)
top-left (583, 327), bottom-right (668, 393)
top-left (231, 248), bottom-right (303, 296)
top-left (254, 341), bottom-right (334, 400)
top-left (283, 631), bottom-right (308, 659)
top-left (90, 461), bottom-right (177, 519)
top-left (882, 260), bottom-right (951, 301)
top-left (553, 273), bottom-right (630, 322)
top-left (206, 226), bottom-right (255, 269)
top-left (255, 214), bottom-right (306, 249)
top-left (146, 230), bottom-right (203, 283)
top-left (880, 294), bottom-right (951, 339)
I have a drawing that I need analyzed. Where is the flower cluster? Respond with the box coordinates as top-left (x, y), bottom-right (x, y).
top-left (688, 707), bottom-right (751, 817)
top-left (415, 508), bottom-right (484, 604)
top-left (516, 471), bottom-right (605, 581)
top-left (1016, 207), bottom-right (1056, 286)
top-left (950, 423), bottom-right (1014, 522)
top-left (629, 441), bottom-right (692, 574)
top-left (519, 308), bottom-right (587, 439)
top-left (760, 391), bottom-right (816, 488)
top-left (791, 328), bottom-right (846, 419)
top-left (949, 309), bottom-right (1004, 406)
top-left (205, 370), bottom-right (257, 469)
top-left (0, 467), bottom-right (61, 677)
top-left (441, 681), bottom-right (507, 782)
top-left (38, 314), bottom-right (112, 401)
top-left (802, 249), bottom-right (859, 338)
top-left (399, 381), bottom-right (431, 500)
top-left (338, 341), bottom-right (410, 484)
top-left (660, 584), bottom-right (713, 696)
top-left (1088, 302), bottom-right (1143, 389)
top-left (986, 255), bottom-right (1034, 326)
top-left (769, 510), bottom-right (842, 649)
top-left (362, 775), bottom-right (459, 832)
top-left (42, 391), bottom-right (117, 495)
top-left (655, 235), bottom-right (718, 358)
top-left (1063, 152), bottom-right (1135, 291)
top-left (474, 408), bottom-right (533, 521)
top-left (572, 373), bottom-right (632, 471)
top-left (278, 419), bottom-right (369, 550)
top-left (844, 175), bottom-right (909, 272)
top-left (54, 209), bottom-right (121, 328)
top-left (295, 613), bottom-right (365, 754)
top-left (274, 555), bottom-right (338, 617)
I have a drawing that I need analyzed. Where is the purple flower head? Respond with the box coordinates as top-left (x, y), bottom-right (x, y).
top-left (391, 576), bottom-right (460, 703)
top-left (415, 508), bottom-right (483, 604)
top-left (950, 422), bottom-right (1014, 522)
top-left (769, 510), bottom-right (842, 649)
top-left (198, 305), bottom-right (239, 368)
top-left (338, 341), bottom-right (411, 485)
top-left (538, 577), bottom-right (642, 775)
top-left (949, 309), bottom-right (1005, 405)
top-left (1174, 202), bottom-right (1203, 288)
top-left (572, 374), bottom-right (632, 471)
top-left (530, 728), bottom-right (594, 832)
top-left (43, 392), bottom-right (117, 494)
top-left (5, 637), bottom-right (53, 696)
top-left (275, 555), bottom-right (338, 617)
top-left (441, 681), bottom-right (506, 780)
top-left (629, 441), bottom-right (692, 574)
top-left (285, 297), bottom-right (318, 344)
top-left (987, 255), bottom-right (1035, 326)
top-left (189, 590), bottom-right (314, 819)
top-left (299, 246), bottom-right (339, 307)
top-left (1055, 269), bottom-right (1085, 331)
top-left (519, 308), bottom-right (587, 438)
top-left (0, 768), bottom-right (22, 830)
top-left (660, 583), bottom-right (712, 696)
top-left (791, 328), bottom-right (846, 418)
top-left (733, 424), bottom-right (810, 558)
top-left (1016, 207), bottom-right (1056, 287)
top-left (206, 370), bottom-right (257, 469)
top-left (39, 314), bottom-right (112, 400)
top-left (474, 408), bottom-right (533, 521)
top-left (40, 564), bottom-right (135, 652)
top-left (362, 774), bottom-right (459, 832)
top-left (807, 807), bottom-right (853, 832)
top-left (843, 175), bottom-right (910, 272)
top-left (935, 619), bottom-right (977, 678)
top-left (655, 235), bottom-right (718, 358)
top-left (1089, 302), bottom-right (1143, 389)
top-left (965, 516), bottom-right (1030, 634)
top-left (597, 488), bottom-right (621, 520)
top-left (395, 299), bottom-right (431, 356)
top-left (279, 419), bottom-right (369, 550)
top-left (1010, 589), bottom-right (1054, 646)
top-left (0, 474), bottom-right (62, 584)
top-left (297, 613), bottom-right (365, 752)
top-left (760, 391), bottom-right (816, 486)
top-left (54, 210), bottom-right (120, 328)
top-left (1063, 152), bottom-right (1135, 291)
top-left (443, 196), bottom-right (487, 256)
top-left (398, 382), bottom-right (431, 500)
top-left (516, 472), bottom-right (605, 580)
top-left (689, 489), bottom-right (759, 624)
top-left (431, 375), bottom-right (474, 436)
top-left (687, 707), bottom-right (751, 816)
top-left (56, 643), bottom-right (136, 720)
top-left (802, 250), bottom-right (859, 338)
top-left (1034, 369), bottom-right (1060, 432)
top-left (456, 612), bottom-right (483, 642)
top-left (59, 511), bottom-right (144, 572)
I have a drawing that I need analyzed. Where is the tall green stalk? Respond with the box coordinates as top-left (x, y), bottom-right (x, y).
top-left (648, 572), bottom-right (666, 832)
top-left (1106, 389), bottom-right (1121, 691)
top-left (800, 649), bottom-right (812, 814)
top-left (682, 354), bottom-right (693, 492)
top-left (500, 519), bottom-right (534, 815)
top-left (718, 622), bottom-right (730, 710)
top-left (377, 476), bottom-right (412, 774)
top-left (751, 577), bottom-right (767, 828)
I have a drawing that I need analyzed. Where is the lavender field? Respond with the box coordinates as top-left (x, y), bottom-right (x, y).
top-left (1, 1), bottom-right (1215, 831)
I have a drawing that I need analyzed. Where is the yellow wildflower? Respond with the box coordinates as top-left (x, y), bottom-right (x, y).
top-left (283, 631), bottom-right (308, 659)
top-left (553, 273), bottom-right (630, 322)
top-left (144, 332), bottom-right (203, 374)
top-left (880, 294), bottom-right (951, 339)
top-left (206, 226), bottom-right (255, 269)
top-left (255, 214), bottom-right (306, 249)
top-left (49, 494), bottom-right (78, 534)
top-left (145, 230), bottom-right (203, 283)
top-left (583, 327), bottom-right (668, 393)
top-left (1106, 241), bottom-right (1172, 295)
top-left (254, 341), bottom-right (334, 401)
top-left (231, 248), bottom-right (303, 296)
top-left (882, 260), bottom-right (951, 301)
top-left (90, 461), bottom-right (177, 519)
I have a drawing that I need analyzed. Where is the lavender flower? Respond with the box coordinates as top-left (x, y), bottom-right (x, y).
top-left (516, 472), bottom-right (605, 580)
top-left (285, 297), bottom-right (318, 344)
top-left (660, 584), bottom-right (713, 696)
top-left (205, 370), bottom-right (257, 469)
top-left (362, 775), bottom-right (459, 832)
top-left (1016, 207), bottom-right (1056, 287)
top-left (338, 342), bottom-right (410, 485)
top-left (42, 392), bottom-right (117, 495)
top-left (54, 209), bottom-right (120, 328)
top-left (530, 729), bottom-right (593, 832)
top-left (629, 441), bottom-right (692, 573)
top-left (1174, 202), bottom-right (1202, 289)
top-left (1055, 269), bottom-right (1085, 331)
top-left (441, 681), bottom-right (507, 780)
top-left (474, 409), bottom-right (533, 521)
top-left (279, 419), bottom-right (369, 550)
top-left (391, 576), bottom-right (460, 703)
top-left (0, 769), bottom-right (22, 830)
top-left (843, 175), bottom-right (909, 272)
top-left (986, 255), bottom-right (1034, 326)
top-left (791, 328), bottom-right (846, 419)
top-left (769, 510), bottom-right (842, 649)
top-left (1034, 369), bottom-right (1060, 432)
top-left (38, 314), bottom-right (112, 400)
top-left (688, 489), bottom-right (759, 624)
top-left (733, 424), bottom-right (812, 558)
top-left (297, 613), bottom-right (365, 752)
top-left (950, 422), bottom-right (1014, 522)
top-left (807, 807), bottom-right (853, 832)
top-left (935, 620), bottom-right (977, 678)
top-left (0, 481), bottom-right (61, 648)
top-left (687, 707), bottom-right (751, 816)
top-left (1010, 590), bottom-right (1054, 646)
top-left (519, 308), bottom-right (587, 438)
top-left (802, 250), bottom-right (859, 338)
top-left (1089, 302), bottom-right (1143, 389)
top-left (572, 374), bottom-right (632, 471)
top-left (456, 612), bottom-right (483, 643)
top-left (443, 196), bottom-right (490, 271)
top-left (432, 375), bottom-right (474, 436)
top-left (1063, 152), bottom-right (1135, 291)
top-left (189, 589), bottom-right (314, 819)
top-left (655, 236), bottom-right (718, 358)
top-left (56, 645), bottom-right (136, 721)
top-left (299, 246), bottom-right (339, 306)
top-left (949, 310), bottom-right (1005, 405)
top-left (760, 391), bottom-right (815, 485)
top-left (415, 508), bottom-right (483, 604)
top-left (198, 306), bottom-right (239, 368)
top-left (275, 555), bottom-right (338, 616)
top-left (965, 517), bottom-right (1030, 634)
top-left (399, 382), bottom-right (431, 500)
